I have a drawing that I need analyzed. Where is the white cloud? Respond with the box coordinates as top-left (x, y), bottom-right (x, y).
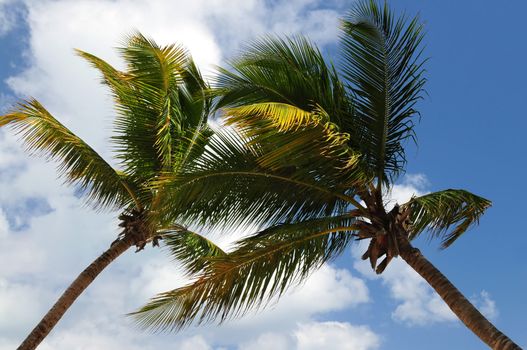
top-left (208, 264), bottom-right (370, 343)
top-left (179, 335), bottom-right (212, 350)
top-left (295, 321), bottom-right (380, 350)
top-left (239, 332), bottom-right (291, 350)
top-left (384, 173), bottom-right (428, 210)
top-left (0, 279), bottom-right (51, 334)
top-left (354, 175), bottom-right (456, 326)
top-left (353, 243), bottom-right (457, 326)
top-left (147, 263), bottom-right (370, 348)
top-left (0, 208), bottom-right (7, 238)
top-left (238, 322), bottom-right (380, 350)
top-left (0, 92), bottom-right (16, 113)
top-left (38, 319), bottom-right (149, 350)
top-left (473, 290), bottom-right (498, 321)
top-left (385, 260), bottom-right (457, 325)
top-left (0, 0), bottom-right (18, 36)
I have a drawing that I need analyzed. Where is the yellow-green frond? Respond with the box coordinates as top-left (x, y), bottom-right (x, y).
top-left (78, 33), bottom-right (209, 180)
top-left (224, 103), bottom-right (360, 173)
top-left (225, 102), bottom-right (327, 132)
top-left (1, 99), bottom-right (139, 210)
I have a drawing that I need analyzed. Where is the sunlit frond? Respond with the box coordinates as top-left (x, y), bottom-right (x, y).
top-left (131, 214), bottom-right (359, 331)
top-left (224, 102), bottom-right (360, 171)
top-left (401, 189), bottom-right (491, 248)
top-left (340, 0), bottom-right (426, 182)
top-left (0, 99), bottom-right (138, 210)
top-left (214, 36), bottom-right (353, 132)
top-left (226, 102), bottom-right (322, 132)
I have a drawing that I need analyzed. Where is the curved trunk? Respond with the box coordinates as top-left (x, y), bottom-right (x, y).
top-left (17, 236), bottom-right (135, 350)
top-left (398, 238), bottom-right (521, 349)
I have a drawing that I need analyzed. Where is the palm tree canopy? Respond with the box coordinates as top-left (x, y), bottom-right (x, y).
top-left (0, 33), bottom-right (220, 268)
top-left (77, 33), bottom-right (211, 204)
top-left (155, 0), bottom-right (428, 231)
top-left (131, 0), bottom-right (492, 332)
top-left (2, 33), bottom-right (210, 212)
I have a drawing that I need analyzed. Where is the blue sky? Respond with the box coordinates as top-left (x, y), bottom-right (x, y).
top-left (0, 0), bottom-right (525, 349)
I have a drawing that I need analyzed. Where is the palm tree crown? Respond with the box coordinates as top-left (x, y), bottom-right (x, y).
top-left (131, 2), bottom-right (520, 349)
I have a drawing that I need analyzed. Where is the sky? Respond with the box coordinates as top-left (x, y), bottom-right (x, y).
top-left (0, 0), bottom-right (526, 349)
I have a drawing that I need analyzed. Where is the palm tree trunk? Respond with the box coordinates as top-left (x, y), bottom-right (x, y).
top-left (398, 237), bottom-right (521, 350)
top-left (17, 236), bottom-right (135, 350)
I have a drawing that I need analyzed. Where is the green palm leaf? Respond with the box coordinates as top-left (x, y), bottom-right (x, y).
top-left (156, 127), bottom-right (365, 230)
top-left (214, 36), bottom-right (349, 116)
top-left (213, 35), bottom-right (358, 150)
top-left (160, 226), bottom-right (226, 275)
top-left (78, 33), bottom-right (209, 179)
top-left (0, 99), bottom-right (138, 209)
top-left (401, 189), bottom-right (492, 248)
top-left (131, 214), bottom-right (359, 331)
top-left (340, 0), bottom-right (426, 183)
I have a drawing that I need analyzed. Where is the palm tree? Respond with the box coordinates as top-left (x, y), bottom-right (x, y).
top-left (0, 33), bottom-right (224, 350)
top-left (131, 2), bottom-right (520, 349)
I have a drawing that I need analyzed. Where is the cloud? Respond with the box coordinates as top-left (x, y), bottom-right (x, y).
top-left (354, 175), bottom-right (456, 326)
top-left (111, 258), bottom-right (370, 348)
top-left (0, 279), bottom-right (51, 334)
top-left (0, 0), bottom-right (19, 37)
top-left (384, 173), bottom-right (428, 209)
top-left (218, 265), bottom-right (370, 335)
top-left (179, 335), bottom-right (212, 350)
top-left (473, 290), bottom-right (498, 320)
top-left (294, 321), bottom-right (381, 350)
top-left (384, 260), bottom-right (457, 325)
top-left (0, 92), bottom-right (16, 113)
top-left (238, 322), bottom-right (381, 350)
top-left (0, 116), bottom-right (372, 350)
top-left (0, 208), bottom-right (8, 238)
top-left (239, 332), bottom-right (291, 350)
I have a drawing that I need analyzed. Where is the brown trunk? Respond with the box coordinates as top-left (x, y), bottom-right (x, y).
top-left (398, 237), bottom-right (521, 350)
top-left (17, 236), bottom-right (135, 350)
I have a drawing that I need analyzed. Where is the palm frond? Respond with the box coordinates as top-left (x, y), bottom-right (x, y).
top-left (78, 33), bottom-right (209, 179)
top-left (340, 0), bottom-right (426, 183)
top-left (0, 99), bottom-right (138, 210)
top-left (226, 102), bottom-right (322, 132)
top-left (224, 102), bottom-right (360, 171)
top-left (131, 214), bottom-right (359, 331)
top-left (159, 225), bottom-right (226, 275)
top-left (156, 127), bottom-right (365, 230)
top-left (213, 36), bottom-right (353, 132)
top-left (401, 189), bottom-right (491, 248)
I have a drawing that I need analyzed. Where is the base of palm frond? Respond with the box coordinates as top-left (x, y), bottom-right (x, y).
top-left (114, 208), bottom-right (161, 252)
top-left (357, 204), bottom-right (412, 274)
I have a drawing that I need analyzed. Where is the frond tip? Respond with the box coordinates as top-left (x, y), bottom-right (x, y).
top-left (0, 99), bottom-right (137, 210)
top-left (340, 0), bottom-right (427, 182)
top-left (401, 189), bottom-right (491, 248)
